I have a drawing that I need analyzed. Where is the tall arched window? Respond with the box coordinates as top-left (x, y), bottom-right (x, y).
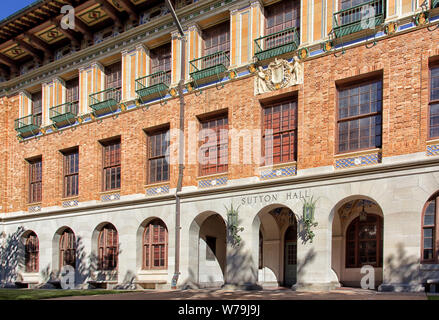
top-left (98, 224), bottom-right (118, 271)
top-left (59, 228), bottom-right (76, 269)
top-left (143, 219), bottom-right (168, 269)
top-left (346, 214), bottom-right (383, 268)
top-left (422, 194), bottom-right (439, 263)
top-left (25, 232), bottom-right (39, 273)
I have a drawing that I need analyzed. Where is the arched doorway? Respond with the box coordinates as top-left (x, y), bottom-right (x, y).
top-left (256, 205), bottom-right (297, 287)
top-left (188, 212), bottom-right (227, 288)
top-left (331, 197), bottom-right (384, 288)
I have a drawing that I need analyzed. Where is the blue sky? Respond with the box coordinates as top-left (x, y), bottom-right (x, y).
top-left (0, 0), bottom-right (38, 21)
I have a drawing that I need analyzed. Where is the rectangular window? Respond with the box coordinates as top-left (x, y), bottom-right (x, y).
top-left (337, 79), bottom-right (382, 153)
top-left (32, 91), bottom-right (42, 126)
top-left (203, 21), bottom-right (230, 57)
top-left (265, 0), bottom-right (300, 35)
top-left (66, 77), bottom-right (79, 115)
top-left (340, 0), bottom-right (384, 26)
top-left (106, 62), bottom-right (122, 102)
top-left (199, 115), bottom-right (228, 176)
top-left (63, 148), bottom-right (79, 198)
top-left (102, 139), bottom-right (121, 191)
top-left (147, 128), bottom-right (170, 184)
top-left (206, 236), bottom-right (216, 261)
top-left (263, 98), bottom-right (298, 165)
top-left (149, 43), bottom-right (172, 87)
top-left (430, 66), bottom-right (439, 138)
top-left (28, 157), bottom-right (42, 203)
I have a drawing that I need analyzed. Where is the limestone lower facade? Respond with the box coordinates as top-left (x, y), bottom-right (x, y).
top-left (1, 151), bottom-right (439, 292)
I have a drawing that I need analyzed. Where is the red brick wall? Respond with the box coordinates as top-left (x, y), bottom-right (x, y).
top-left (1, 26), bottom-right (438, 213)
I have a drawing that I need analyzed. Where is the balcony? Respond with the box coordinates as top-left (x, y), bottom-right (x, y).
top-left (50, 102), bottom-right (78, 127)
top-left (434, 0), bottom-right (439, 8)
top-left (15, 115), bottom-right (40, 136)
top-left (135, 71), bottom-right (171, 102)
top-left (332, 0), bottom-right (385, 38)
top-left (189, 51), bottom-right (230, 86)
top-left (89, 87), bottom-right (121, 116)
top-left (254, 27), bottom-right (300, 61)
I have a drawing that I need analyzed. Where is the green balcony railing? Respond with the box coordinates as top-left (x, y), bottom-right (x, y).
top-left (14, 114), bottom-right (41, 135)
top-left (254, 27), bottom-right (300, 61)
top-left (135, 70), bottom-right (171, 100)
top-left (189, 51), bottom-right (230, 83)
top-left (89, 87), bottom-right (121, 114)
top-left (333, 0), bottom-right (385, 38)
top-left (433, 0), bottom-right (439, 8)
top-left (49, 101), bottom-right (78, 125)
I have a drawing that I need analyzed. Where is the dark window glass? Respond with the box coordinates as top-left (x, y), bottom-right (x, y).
top-left (105, 62), bottom-right (122, 102)
top-left (422, 197), bottom-right (438, 262)
top-left (66, 78), bottom-right (79, 115)
top-left (98, 224), bottom-right (118, 271)
top-left (102, 140), bottom-right (121, 191)
top-left (265, 0), bottom-right (300, 35)
top-left (430, 67), bottom-right (439, 138)
top-left (203, 21), bottom-right (230, 56)
top-left (263, 99), bottom-right (297, 165)
top-left (29, 158), bottom-right (42, 203)
top-left (206, 236), bottom-right (216, 261)
top-left (63, 149), bottom-right (79, 198)
top-left (338, 80), bottom-right (382, 153)
top-left (148, 129), bottom-right (170, 184)
top-left (199, 115), bottom-right (228, 176)
top-left (25, 232), bottom-right (39, 273)
top-left (32, 91), bottom-right (42, 126)
top-left (346, 214), bottom-right (383, 268)
top-left (59, 229), bottom-right (76, 268)
top-left (143, 219), bottom-right (168, 269)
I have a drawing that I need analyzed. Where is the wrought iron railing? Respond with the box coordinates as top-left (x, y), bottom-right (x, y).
top-left (136, 71), bottom-right (171, 92)
top-left (89, 87), bottom-right (121, 111)
top-left (333, 0), bottom-right (385, 38)
top-left (254, 27), bottom-right (300, 61)
top-left (14, 114), bottom-right (41, 134)
top-left (433, 0), bottom-right (439, 8)
top-left (49, 101), bottom-right (78, 124)
top-left (190, 51), bottom-right (230, 73)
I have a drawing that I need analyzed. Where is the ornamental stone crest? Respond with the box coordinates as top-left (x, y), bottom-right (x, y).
top-left (254, 56), bottom-right (303, 95)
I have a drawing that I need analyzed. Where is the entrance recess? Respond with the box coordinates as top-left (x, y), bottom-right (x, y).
top-left (284, 225), bottom-right (297, 287)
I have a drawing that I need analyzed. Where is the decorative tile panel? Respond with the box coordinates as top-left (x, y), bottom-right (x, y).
top-left (101, 193), bottom-right (121, 202)
top-left (198, 176), bottom-right (228, 189)
top-left (335, 151), bottom-right (381, 169)
top-left (28, 205), bottom-right (41, 213)
top-left (260, 165), bottom-right (297, 180)
top-left (146, 184), bottom-right (170, 196)
top-left (62, 200), bottom-right (79, 208)
top-left (427, 143), bottom-right (439, 156)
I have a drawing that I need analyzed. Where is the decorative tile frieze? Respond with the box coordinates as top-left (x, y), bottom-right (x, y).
top-left (335, 150), bottom-right (382, 169)
top-left (427, 141), bottom-right (439, 156)
top-left (28, 205), bottom-right (41, 213)
top-left (62, 200), bottom-right (79, 208)
top-left (198, 176), bottom-right (228, 189)
top-left (101, 193), bottom-right (121, 202)
top-left (146, 184), bottom-right (170, 196)
top-left (260, 164), bottom-right (297, 180)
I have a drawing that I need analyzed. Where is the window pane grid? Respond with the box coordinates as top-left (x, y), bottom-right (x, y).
top-left (29, 159), bottom-right (42, 203)
top-left (199, 116), bottom-right (228, 176)
top-left (148, 130), bottom-right (170, 184)
top-left (103, 141), bottom-right (121, 191)
top-left (338, 80), bottom-right (382, 153)
top-left (143, 220), bottom-right (168, 269)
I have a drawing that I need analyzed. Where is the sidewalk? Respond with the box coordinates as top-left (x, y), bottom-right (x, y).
top-left (50, 287), bottom-right (428, 300)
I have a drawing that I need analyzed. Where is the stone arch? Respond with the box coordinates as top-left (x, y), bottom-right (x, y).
top-left (52, 226), bottom-right (76, 273)
top-left (252, 203), bottom-right (298, 287)
top-left (331, 195), bottom-right (384, 288)
top-left (188, 211), bottom-right (227, 288)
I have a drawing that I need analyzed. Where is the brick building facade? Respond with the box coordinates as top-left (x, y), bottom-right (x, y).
top-left (0, 0), bottom-right (439, 291)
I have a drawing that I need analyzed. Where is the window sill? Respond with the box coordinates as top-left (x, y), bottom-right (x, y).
top-left (427, 138), bottom-right (439, 145)
top-left (61, 196), bottom-right (79, 201)
top-left (420, 263), bottom-right (439, 271)
top-left (138, 269), bottom-right (168, 275)
top-left (144, 181), bottom-right (170, 189)
top-left (259, 161), bottom-right (297, 171)
top-left (197, 172), bottom-right (228, 180)
top-left (99, 190), bottom-right (121, 195)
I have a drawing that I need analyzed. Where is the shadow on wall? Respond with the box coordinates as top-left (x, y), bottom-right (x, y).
top-left (0, 229), bottom-right (137, 289)
top-left (0, 227), bottom-right (25, 287)
top-left (382, 243), bottom-right (426, 291)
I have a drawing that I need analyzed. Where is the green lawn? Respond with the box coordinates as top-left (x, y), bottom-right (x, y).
top-left (0, 288), bottom-right (136, 300)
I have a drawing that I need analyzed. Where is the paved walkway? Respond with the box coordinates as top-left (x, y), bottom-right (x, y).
top-left (50, 287), bottom-right (428, 300)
